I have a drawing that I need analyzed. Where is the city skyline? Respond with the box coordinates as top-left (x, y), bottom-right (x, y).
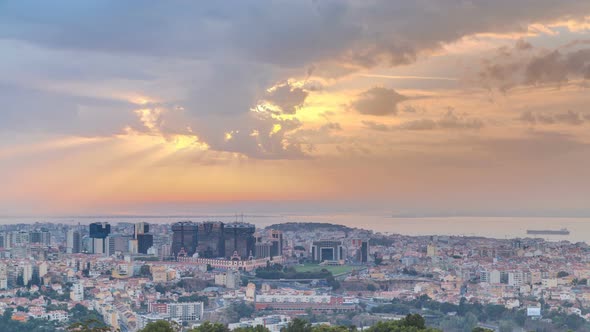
top-left (1, 2), bottom-right (590, 217)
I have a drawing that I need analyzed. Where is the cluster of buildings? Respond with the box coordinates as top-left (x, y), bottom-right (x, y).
top-left (171, 221), bottom-right (282, 260)
top-left (0, 220), bottom-right (589, 330)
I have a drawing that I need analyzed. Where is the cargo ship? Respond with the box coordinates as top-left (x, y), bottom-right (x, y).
top-left (527, 228), bottom-right (570, 235)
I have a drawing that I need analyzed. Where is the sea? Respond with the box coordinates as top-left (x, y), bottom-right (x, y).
top-left (0, 215), bottom-right (588, 243)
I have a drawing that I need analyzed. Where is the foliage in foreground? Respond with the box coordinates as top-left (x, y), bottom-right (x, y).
top-left (138, 314), bottom-right (441, 332)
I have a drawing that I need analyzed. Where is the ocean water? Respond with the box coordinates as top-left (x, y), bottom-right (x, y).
top-left (0, 215), bottom-right (588, 243)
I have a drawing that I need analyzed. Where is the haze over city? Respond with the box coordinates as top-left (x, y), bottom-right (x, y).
top-left (1, 1), bottom-right (590, 218)
top-left (4, 2), bottom-right (590, 332)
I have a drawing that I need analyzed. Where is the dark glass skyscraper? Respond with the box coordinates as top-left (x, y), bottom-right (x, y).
top-left (135, 222), bottom-right (153, 254)
top-left (269, 230), bottom-right (283, 257)
top-left (197, 222), bottom-right (225, 258)
top-left (89, 223), bottom-right (110, 239)
top-left (137, 234), bottom-right (153, 254)
top-left (223, 223), bottom-right (255, 260)
top-left (89, 222), bottom-right (110, 254)
top-left (171, 221), bottom-right (198, 257)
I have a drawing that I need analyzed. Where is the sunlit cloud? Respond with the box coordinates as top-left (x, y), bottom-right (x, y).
top-left (1, 1), bottom-right (590, 215)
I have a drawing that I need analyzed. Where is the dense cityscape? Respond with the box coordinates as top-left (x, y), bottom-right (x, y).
top-left (0, 220), bottom-right (587, 331)
top-left (3, 0), bottom-right (590, 331)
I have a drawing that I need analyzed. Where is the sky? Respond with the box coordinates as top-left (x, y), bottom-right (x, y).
top-left (1, 1), bottom-right (590, 217)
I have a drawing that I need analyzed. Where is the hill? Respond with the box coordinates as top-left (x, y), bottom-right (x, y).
top-left (265, 222), bottom-right (359, 233)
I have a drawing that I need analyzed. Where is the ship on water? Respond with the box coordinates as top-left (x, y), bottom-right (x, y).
top-left (527, 228), bottom-right (570, 235)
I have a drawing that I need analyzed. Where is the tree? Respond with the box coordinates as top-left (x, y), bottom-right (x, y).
top-left (139, 320), bottom-right (181, 332)
top-left (312, 325), bottom-right (351, 332)
top-left (155, 284), bottom-right (166, 294)
top-left (188, 322), bottom-right (230, 332)
top-left (402, 314), bottom-right (426, 329)
top-left (225, 302), bottom-right (255, 323)
top-left (140, 265), bottom-right (152, 278)
top-left (282, 318), bottom-right (313, 332)
top-left (67, 319), bottom-right (116, 332)
top-left (373, 254), bottom-right (383, 266)
top-left (472, 328), bottom-right (493, 332)
top-left (233, 326), bottom-right (271, 332)
top-left (498, 320), bottom-right (513, 332)
top-left (557, 271), bottom-right (569, 278)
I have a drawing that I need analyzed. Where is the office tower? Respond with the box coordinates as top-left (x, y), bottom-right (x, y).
top-left (197, 221), bottom-right (225, 258)
top-left (107, 235), bottom-right (132, 256)
top-left (14, 231), bottom-right (30, 246)
top-left (89, 222), bottom-right (111, 238)
top-left (312, 240), bottom-right (343, 262)
top-left (223, 222), bottom-right (255, 260)
top-left (255, 241), bottom-right (272, 259)
top-left (30, 230), bottom-right (50, 246)
top-left (66, 230), bottom-right (81, 254)
top-left (129, 239), bottom-right (138, 254)
top-left (133, 222), bottom-right (153, 254)
top-left (351, 239), bottom-right (369, 263)
top-left (89, 222), bottom-right (110, 254)
top-left (137, 234), bottom-right (153, 254)
top-left (269, 230), bottom-right (283, 257)
top-left (0, 233), bottom-right (11, 249)
top-left (159, 244), bottom-right (171, 259)
top-left (360, 240), bottom-right (369, 263)
top-left (171, 221), bottom-right (198, 257)
top-left (135, 222), bottom-right (149, 237)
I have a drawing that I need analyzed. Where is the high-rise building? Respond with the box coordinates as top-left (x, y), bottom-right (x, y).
top-left (312, 240), bottom-right (343, 262)
top-left (66, 230), bottom-right (81, 254)
top-left (107, 235), bottom-right (132, 256)
top-left (89, 222), bottom-right (111, 238)
top-left (255, 242), bottom-right (272, 259)
top-left (171, 222), bottom-right (198, 257)
top-left (135, 222), bottom-right (149, 237)
top-left (89, 223), bottom-right (110, 254)
top-left (30, 230), bottom-right (51, 246)
top-left (197, 222), bottom-right (225, 258)
top-left (223, 223), bottom-right (255, 260)
top-left (134, 222), bottom-right (154, 254)
top-left (0, 233), bottom-right (12, 249)
top-left (269, 230), bottom-right (283, 257)
top-left (137, 234), bottom-right (154, 254)
top-left (360, 240), bottom-right (369, 263)
top-left (21, 263), bottom-right (33, 285)
top-left (14, 231), bottom-right (30, 246)
top-left (38, 261), bottom-right (48, 279)
top-left (351, 239), bottom-right (369, 263)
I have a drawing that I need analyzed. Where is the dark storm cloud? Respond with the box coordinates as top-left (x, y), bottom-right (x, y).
top-left (2, 1), bottom-right (589, 71)
top-left (519, 110), bottom-right (587, 126)
top-left (400, 110), bottom-right (484, 131)
top-left (352, 87), bottom-right (407, 116)
top-left (264, 82), bottom-right (309, 114)
top-left (480, 40), bottom-right (590, 90)
top-left (2, 0), bottom-right (590, 159)
top-left (363, 109), bottom-right (484, 131)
